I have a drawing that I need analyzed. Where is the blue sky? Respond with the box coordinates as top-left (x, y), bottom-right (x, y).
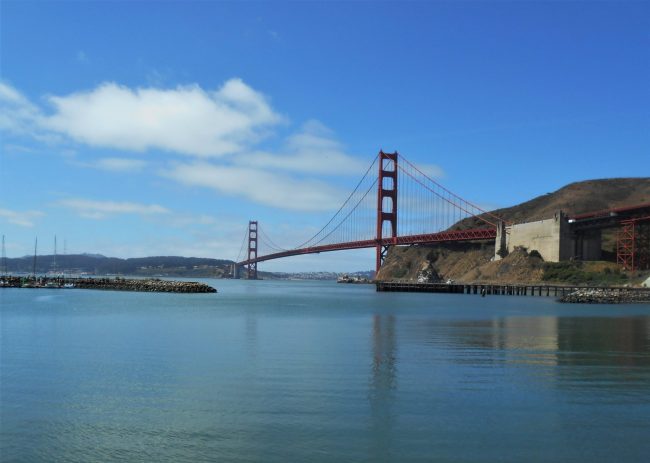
top-left (1, 1), bottom-right (648, 271)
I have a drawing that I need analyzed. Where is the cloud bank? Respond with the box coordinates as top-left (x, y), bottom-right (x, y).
top-left (90, 157), bottom-right (148, 172)
top-left (1, 80), bottom-right (443, 213)
top-left (163, 162), bottom-right (343, 211)
top-left (43, 79), bottom-right (283, 157)
top-left (58, 198), bottom-right (170, 220)
top-left (0, 208), bottom-right (45, 227)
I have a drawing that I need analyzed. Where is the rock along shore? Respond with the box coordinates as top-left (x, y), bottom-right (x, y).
top-left (559, 288), bottom-right (650, 304)
top-left (74, 277), bottom-right (217, 293)
top-left (0, 276), bottom-right (217, 293)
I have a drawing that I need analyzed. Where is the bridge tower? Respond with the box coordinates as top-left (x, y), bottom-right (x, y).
top-left (247, 220), bottom-right (258, 280)
top-left (376, 151), bottom-right (398, 274)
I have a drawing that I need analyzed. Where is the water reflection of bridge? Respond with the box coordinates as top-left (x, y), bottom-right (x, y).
top-left (369, 315), bottom-right (397, 460)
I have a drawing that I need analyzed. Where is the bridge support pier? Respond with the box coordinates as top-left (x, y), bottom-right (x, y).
top-left (376, 151), bottom-right (398, 275)
top-left (573, 229), bottom-right (602, 261)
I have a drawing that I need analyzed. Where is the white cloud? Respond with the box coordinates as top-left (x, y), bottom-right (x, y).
top-left (42, 79), bottom-right (283, 157)
top-left (162, 162), bottom-right (343, 211)
top-left (2, 144), bottom-right (37, 155)
top-left (0, 82), bottom-right (42, 136)
top-left (164, 212), bottom-right (227, 229)
top-left (0, 82), bottom-right (66, 145)
top-left (91, 157), bottom-right (147, 172)
top-left (0, 81), bottom-right (385, 212)
top-left (0, 82), bottom-right (27, 104)
top-left (58, 198), bottom-right (170, 219)
top-left (0, 208), bottom-right (44, 227)
top-left (0, 82), bottom-right (370, 177)
top-left (236, 120), bottom-right (368, 175)
top-left (417, 163), bottom-right (445, 179)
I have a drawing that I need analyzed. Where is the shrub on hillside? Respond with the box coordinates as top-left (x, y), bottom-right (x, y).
top-left (542, 261), bottom-right (627, 285)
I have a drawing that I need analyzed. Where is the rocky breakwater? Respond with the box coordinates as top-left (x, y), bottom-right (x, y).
top-left (74, 278), bottom-right (217, 293)
top-left (560, 288), bottom-right (650, 304)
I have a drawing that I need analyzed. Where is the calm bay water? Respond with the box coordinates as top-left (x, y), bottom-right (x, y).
top-left (2, 279), bottom-right (650, 462)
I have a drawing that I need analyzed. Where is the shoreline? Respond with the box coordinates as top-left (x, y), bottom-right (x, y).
top-left (559, 288), bottom-right (650, 304)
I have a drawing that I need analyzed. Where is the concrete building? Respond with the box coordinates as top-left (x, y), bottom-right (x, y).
top-left (495, 210), bottom-right (601, 262)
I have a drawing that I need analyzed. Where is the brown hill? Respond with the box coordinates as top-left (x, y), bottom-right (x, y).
top-left (457, 177), bottom-right (650, 229)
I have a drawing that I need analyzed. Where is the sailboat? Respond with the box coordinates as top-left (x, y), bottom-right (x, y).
top-left (45, 235), bottom-right (64, 288)
top-left (22, 237), bottom-right (38, 287)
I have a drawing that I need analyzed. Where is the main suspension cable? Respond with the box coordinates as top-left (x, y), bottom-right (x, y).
top-left (400, 155), bottom-right (506, 225)
top-left (308, 177), bottom-right (378, 247)
top-left (258, 225), bottom-right (287, 252)
top-left (294, 154), bottom-right (379, 249)
top-left (236, 227), bottom-right (248, 262)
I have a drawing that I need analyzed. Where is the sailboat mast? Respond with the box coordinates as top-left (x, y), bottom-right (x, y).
top-left (33, 237), bottom-right (38, 278)
top-left (53, 235), bottom-right (57, 274)
top-left (1, 235), bottom-right (6, 275)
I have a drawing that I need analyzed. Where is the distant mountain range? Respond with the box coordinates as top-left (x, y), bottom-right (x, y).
top-left (1, 254), bottom-right (234, 278)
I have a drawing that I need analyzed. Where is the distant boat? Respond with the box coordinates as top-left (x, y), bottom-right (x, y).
top-left (63, 283), bottom-right (75, 288)
top-left (337, 274), bottom-right (370, 284)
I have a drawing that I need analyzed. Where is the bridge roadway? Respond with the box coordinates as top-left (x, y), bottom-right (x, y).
top-left (238, 227), bottom-right (496, 266)
top-left (569, 202), bottom-right (650, 230)
top-left (238, 202), bottom-right (650, 269)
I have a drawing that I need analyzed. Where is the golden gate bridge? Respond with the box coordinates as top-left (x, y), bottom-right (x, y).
top-left (235, 151), bottom-right (504, 279)
top-left (236, 151), bottom-right (650, 279)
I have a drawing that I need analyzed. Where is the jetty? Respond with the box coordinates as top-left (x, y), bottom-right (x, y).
top-left (558, 288), bottom-right (650, 304)
top-left (0, 276), bottom-right (216, 293)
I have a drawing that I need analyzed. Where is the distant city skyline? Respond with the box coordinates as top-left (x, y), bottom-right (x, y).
top-left (1, 1), bottom-right (648, 271)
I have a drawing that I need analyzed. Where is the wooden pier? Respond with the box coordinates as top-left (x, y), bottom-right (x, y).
top-left (375, 281), bottom-right (650, 298)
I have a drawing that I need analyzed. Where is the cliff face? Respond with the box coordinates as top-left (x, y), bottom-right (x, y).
top-left (376, 244), bottom-right (544, 284)
top-left (377, 178), bottom-right (650, 283)
top-left (376, 242), bottom-right (494, 282)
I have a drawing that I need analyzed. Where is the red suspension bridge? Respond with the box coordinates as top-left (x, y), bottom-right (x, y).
top-left (236, 151), bottom-right (505, 279)
top-left (236, 151), bottom-right (650, 278)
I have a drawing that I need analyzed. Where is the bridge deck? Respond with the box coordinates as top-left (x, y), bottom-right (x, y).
top-left (238, 227), bottom-right (496, 266)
